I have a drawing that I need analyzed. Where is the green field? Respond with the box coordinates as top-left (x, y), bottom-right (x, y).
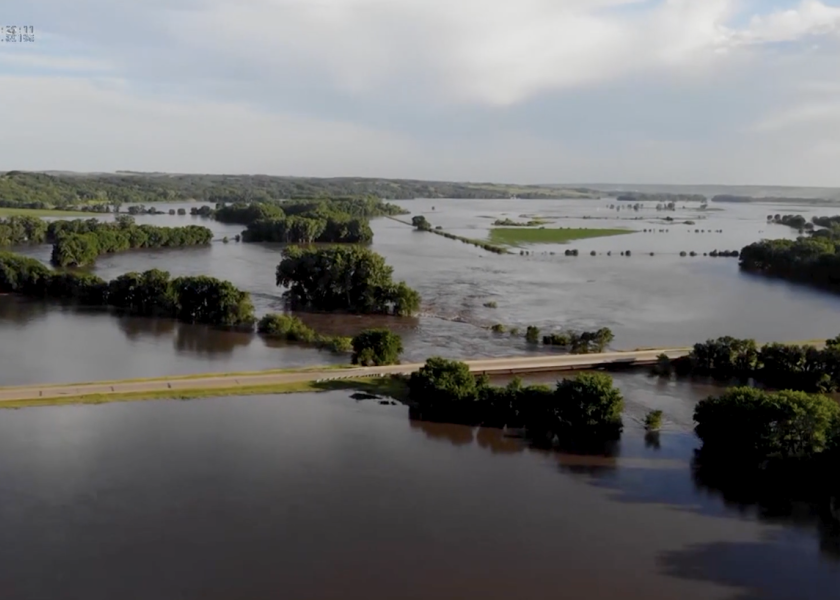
top-left (489, 227), bottom-right (635, 245)
top-left (0, 207), bottom-right (92, 217)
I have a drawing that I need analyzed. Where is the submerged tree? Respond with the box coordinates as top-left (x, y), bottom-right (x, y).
top-left (275, 246), bottom-right (420, 316)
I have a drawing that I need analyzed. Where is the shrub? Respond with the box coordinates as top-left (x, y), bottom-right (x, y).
top-left (525, 326), bottom-right (540, 344)
top-left (644, 410), bottom-right (663, 431)
top-left (351, 328), bottom-right (404, 366)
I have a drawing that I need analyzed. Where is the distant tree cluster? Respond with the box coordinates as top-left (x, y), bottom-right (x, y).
top-left (243, 215), bottom-right (372, 244)
top-left (0, 252), bottom-right (255, 328)
top-left (275, 246), bottom-right (420, 316)
top-left (48, 217), bottom-right (213, 267)
top-left (669, 335), bottom-right (840, 393)
top-left (408, 358), bottom-right (624, 443)
top-left (0, 216), bottom-right (49, 245)
top-left (767, 213), bottom-right (811, 231)
top-left (616, 193), bottom-right (705, 203)
top-left (542, 328), bottom-right (615, 353)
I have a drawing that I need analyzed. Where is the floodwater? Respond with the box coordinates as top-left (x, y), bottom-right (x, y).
top-left (0, 377), bottom-right (838, 600)
top-left (2, 197), bottom-right (840, 385)
top-left (3, 199), bottom-right (840, 599)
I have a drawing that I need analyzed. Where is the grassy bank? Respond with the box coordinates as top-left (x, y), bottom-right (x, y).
top-left (4, 364), bottom-right (355, 390)
top-left (0, 376), bottom-right (411, 409)
top-left (0, 207), bottom-right (92, 217)
top-left (489, 227), bottom-right (634, 245)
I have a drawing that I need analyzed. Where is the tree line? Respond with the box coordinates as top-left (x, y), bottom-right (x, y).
top-left (659, 335), bottom-right (840, 393)
top-left (1, 216), bottom-right (214, 267)
top-left (407, 357), bottom-right (624, 444)
top-left (0, 252), bottom-right (255, 328)
top-left (48, 217), bottom-right (213, 267)
top-left (275, 246), bottom-right (421, 316)
top-left (0, 171), bottom-right (601, 208)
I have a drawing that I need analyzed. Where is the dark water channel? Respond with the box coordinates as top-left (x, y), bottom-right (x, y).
top-left (0, 379), bottom-right (838, 600)
top-left (2, 198), bottom-right (840, 386)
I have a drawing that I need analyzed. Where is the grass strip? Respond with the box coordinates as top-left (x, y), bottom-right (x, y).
top-left (489, 227), bottom-right (634, 246)
top-left (2, 364), bottom-right (354, 390)
top-left (0, 377), bottom-right (411, 410)
top-left (0, 207), bottom-right (93, 217)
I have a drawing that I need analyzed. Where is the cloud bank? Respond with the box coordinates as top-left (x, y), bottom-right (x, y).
top-left (4, 0), bottom-right (840, 184)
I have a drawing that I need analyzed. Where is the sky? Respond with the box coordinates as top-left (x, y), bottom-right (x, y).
top-left (2, 0), bottom-right (840, 185)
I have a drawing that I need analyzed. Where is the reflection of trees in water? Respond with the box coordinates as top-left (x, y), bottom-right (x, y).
top-left (408, 418), bottom-right (475, 447)
top-left (0, 296), bottom-right (49, 326)
top-left (475, 426), bottom-right (527, 455)
top-left (116, 316), bottom-right (177, 340)
top-left (553, 440), bottom-right (621, 477)
top-left (115, 316), bottom-right (253, 355)
top-left (644, 431), bottom-right (661, 450)
top-left (658, 539), bottom-right (839, 600)
top-left (691, 452), bottom-right (840, 562)
top-left (174, 324), bottom-right (253, 355)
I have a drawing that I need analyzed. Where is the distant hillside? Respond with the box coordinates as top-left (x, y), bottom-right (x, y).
top-left (0, 171), bottom-right (601, 201)
top-left (560, 183), bottom-right (840, 202)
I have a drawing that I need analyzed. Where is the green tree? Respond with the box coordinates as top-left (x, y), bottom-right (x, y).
top-left (275, 246), bottom-right (420, 315)
top-left (552, 373), bottom-right (624, 438)
top-left (411, 215), bottom-right (432, 231)
top-left (351, 329), bottom-right (403, 366)
top-left (694, 387), bottom-right (840, 462)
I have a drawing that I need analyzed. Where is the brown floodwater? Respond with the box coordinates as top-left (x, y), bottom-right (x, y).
top-left (0, 380), bottom-right (838, 600)
top-left (2, 198), bottom-right (840, 386)
top-left (3, 196), bottom-right (840, 600)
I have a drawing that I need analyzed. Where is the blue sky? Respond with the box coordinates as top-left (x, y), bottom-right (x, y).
top-left (2, 0), bottom-right (840, 184)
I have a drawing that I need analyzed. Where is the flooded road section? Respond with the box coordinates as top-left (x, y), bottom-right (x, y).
top-left (2, 198), bottom-right (840, 385)
top-left (0, 383), bottom-right (838, 600)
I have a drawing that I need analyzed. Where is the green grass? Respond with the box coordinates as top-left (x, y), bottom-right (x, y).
top-left (0, 207), bottom-right (92, 217)
top-left (2, 364), bottom-right (354, 390)
top-left (489, 227), bottom-right (635, 246)
top-left (0, 376), bottom-right (411, 410)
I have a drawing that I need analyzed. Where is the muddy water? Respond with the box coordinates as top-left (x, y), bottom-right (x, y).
top-left (0, 382), bottom-right (838, 600)
top-left (2, 198), bottom-right (840, 385)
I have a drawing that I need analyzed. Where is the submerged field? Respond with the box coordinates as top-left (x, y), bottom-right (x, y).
top-left (0, 207), bottom-right (92, 217)
top-left (488, 226), bottom-right (634, 245)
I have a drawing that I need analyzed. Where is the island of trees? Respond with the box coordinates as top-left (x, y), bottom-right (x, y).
top-left (276, 246), bottom-right (421, 316)
top-left (407, 357), bottom-right (624, 444)
top-left (0, 252), bottom-right (255, 328)
top-left (0, 215), bottom-right (214, 267)
top-left (615, 192), bottom-right (706, 203)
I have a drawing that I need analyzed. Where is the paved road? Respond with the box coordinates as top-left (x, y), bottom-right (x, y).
top-left (0, 348), bottom-right (691, 403)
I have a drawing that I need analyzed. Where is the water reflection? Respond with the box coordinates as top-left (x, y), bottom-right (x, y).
top-left (0, 296), bottom-right (48, 326)
top-left (405, 410), bottom-right (840, 568)
top-left (174, 323), bottom-right (253, 355)
top-left (116, 316), bottom-right (177, 340)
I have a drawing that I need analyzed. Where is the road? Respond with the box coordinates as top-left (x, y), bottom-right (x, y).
top-left (0, 348), bottom-right (690, 403)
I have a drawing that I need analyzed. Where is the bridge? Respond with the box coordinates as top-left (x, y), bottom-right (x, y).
top-left (0, 348), bottom-right (690, 404)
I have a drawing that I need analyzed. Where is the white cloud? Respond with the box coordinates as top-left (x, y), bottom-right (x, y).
top-left (4, 0), bottom-right (840, 184)
top-left (737, 0), bottom-right (840, 44)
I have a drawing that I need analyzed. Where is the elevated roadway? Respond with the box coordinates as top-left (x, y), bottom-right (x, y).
top-left (0, 348), bottom-right (690, 403)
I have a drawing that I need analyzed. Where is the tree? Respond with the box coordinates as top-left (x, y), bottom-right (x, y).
top-left (525, 326), bottom-right (540, 344)
top-left (694, 387), bottom-right (840, 463)
top-left (552, 372), bottom-right (624, 438)
top-left (411, 215), bottom-right (432, 231)
top-left (351, 329), bottom-right (403, 366)
top-left (408, 357), bottom-right (483, 422)
top-left (275, 246), bottom-right (420, 315)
